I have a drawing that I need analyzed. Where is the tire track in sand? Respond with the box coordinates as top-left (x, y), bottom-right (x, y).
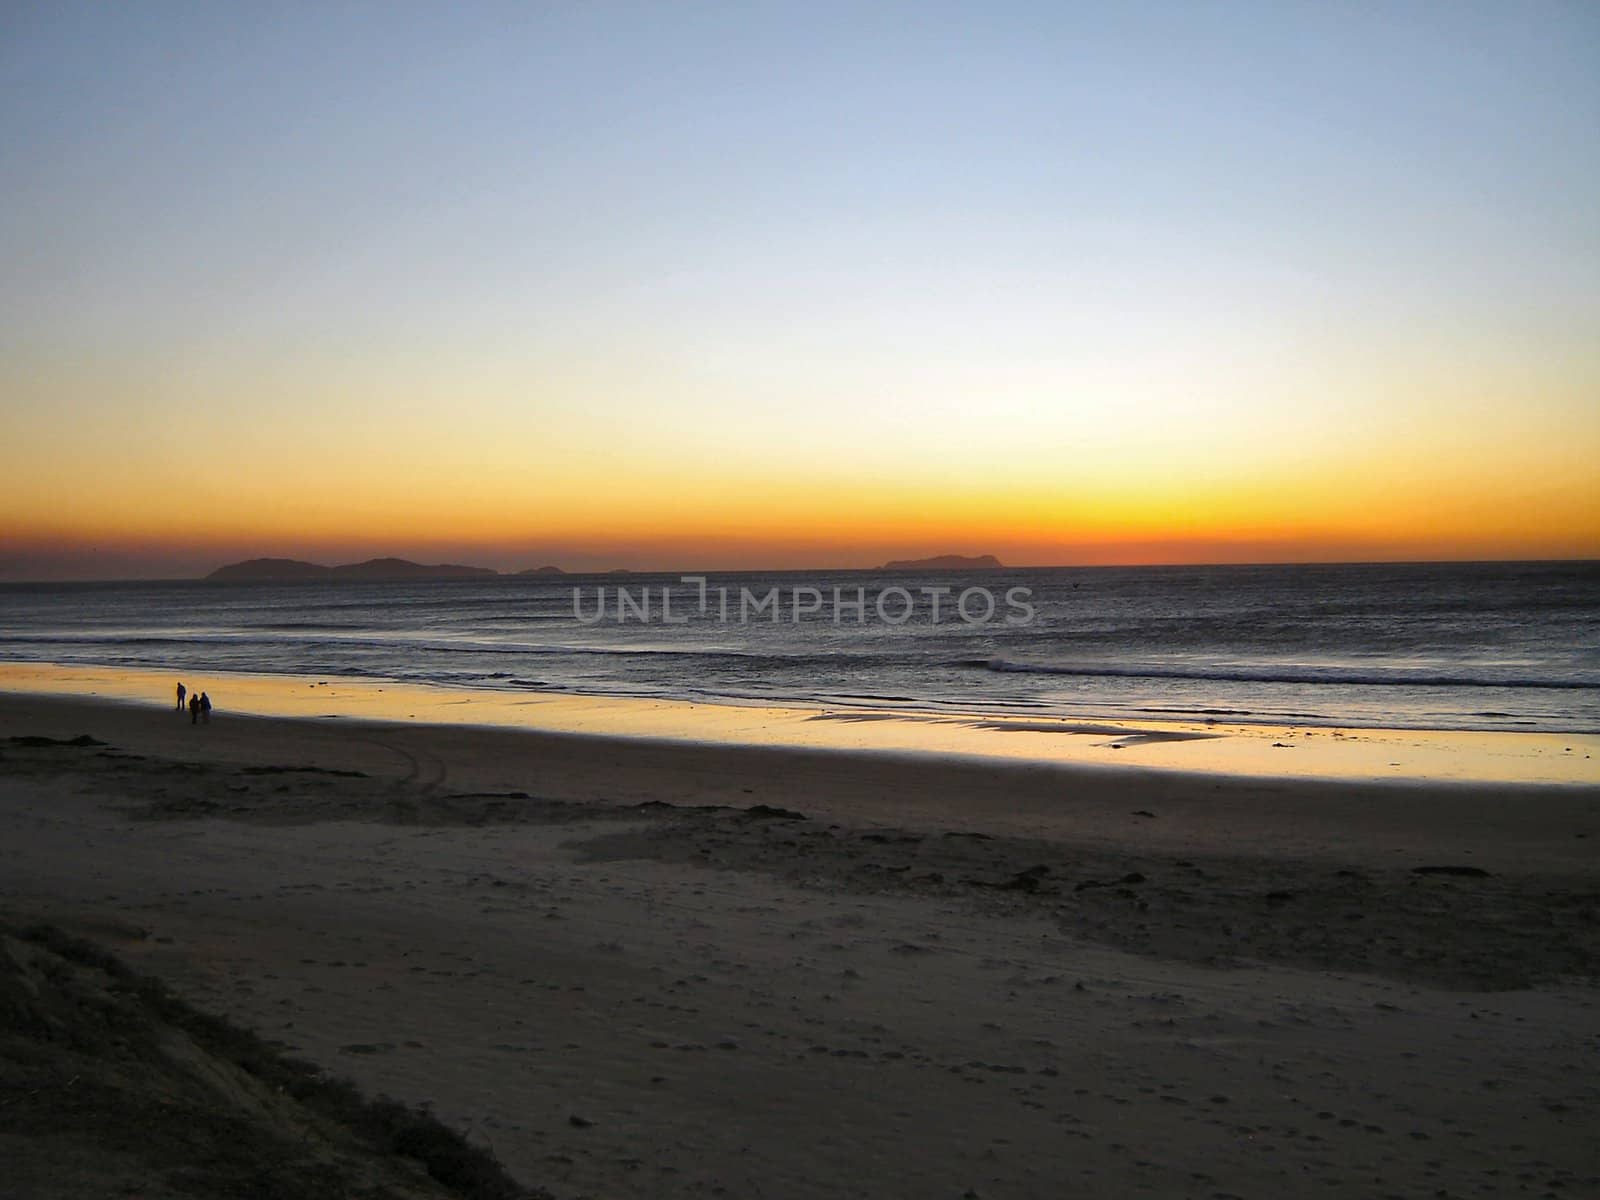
top-left (347, 734), bottom-right (449, 812)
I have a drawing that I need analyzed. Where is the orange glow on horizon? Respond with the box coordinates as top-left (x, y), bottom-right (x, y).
top-left (4, 5), bottom-right (1597, 582)
top-left (6, 421), bottom-right (1598, 577)
top-left (6, 485), bottom-right (1598, 579)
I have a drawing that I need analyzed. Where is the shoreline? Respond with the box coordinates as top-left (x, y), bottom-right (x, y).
top-left (3, 690), bottom-right (1596, 871)
top-left (3, 660), bottom-right (1598, 788)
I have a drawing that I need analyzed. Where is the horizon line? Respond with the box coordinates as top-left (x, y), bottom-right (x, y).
top-left (4, 554), bottom-right (1599, 586)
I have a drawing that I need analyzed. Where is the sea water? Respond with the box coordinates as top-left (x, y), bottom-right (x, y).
top-left (1, 561), bottom-right (1596, 734)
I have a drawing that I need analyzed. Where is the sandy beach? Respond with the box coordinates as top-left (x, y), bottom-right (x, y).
top-left (3, 689), bottom-right (1598, 1198)
top-left (9, 3), bottom-right (1598, 1195)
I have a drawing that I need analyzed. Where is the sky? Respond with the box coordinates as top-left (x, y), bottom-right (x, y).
top-left (2, 1), bottom-right (1597, 578)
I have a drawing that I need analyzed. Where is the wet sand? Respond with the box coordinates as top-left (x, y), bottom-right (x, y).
top-left (4, 660), bottom-right (1597, 786)
top-left (2, 691), bottom-right (1598, 1197)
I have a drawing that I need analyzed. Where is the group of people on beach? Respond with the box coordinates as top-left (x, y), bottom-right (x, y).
top-left (175, 682), bottom-right (212, 724)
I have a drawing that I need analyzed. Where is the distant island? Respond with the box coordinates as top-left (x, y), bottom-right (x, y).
top-left (206, 554), bottom-right (1010, 580)
top-left (879, 554), bottom-right (1005, 571)
top-left (208, 557), bottom-right (501, 581)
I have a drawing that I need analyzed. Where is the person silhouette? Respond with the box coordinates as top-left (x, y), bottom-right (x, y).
top-left (189, 692), bottom-right (201, 725)
top-left (176, 682), bottom-right (186, 712)
top-left (199, 692), bottom-right (212, 724)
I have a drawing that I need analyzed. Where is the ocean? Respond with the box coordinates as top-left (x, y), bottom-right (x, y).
top-left (2, 561), bottom-right (1596, 734)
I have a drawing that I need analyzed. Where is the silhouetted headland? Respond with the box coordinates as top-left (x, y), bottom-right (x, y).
top-left (206, 555), bottom-right (1014, 581)
top-left (207, 557), bottom-right (500, 581)
top-left (208, 555), bottom-right (1011, 580)
top-left (879, 554), bottom-right (1004, 571)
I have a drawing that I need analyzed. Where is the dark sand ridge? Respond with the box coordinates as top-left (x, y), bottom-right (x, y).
top-left (0, 918), bottom-right (544, 1199)
top-left (2, 692), bottom-right (1597, 1198)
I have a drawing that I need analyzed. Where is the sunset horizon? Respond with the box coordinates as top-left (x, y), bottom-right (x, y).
top-left (7, 533), bottom-right (1600, 583)
top-left (4, 4), bottom-right (1597, 581)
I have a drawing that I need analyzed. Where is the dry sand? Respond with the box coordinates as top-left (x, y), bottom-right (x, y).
top-left (2, 692), bottom-right (1598, 1198)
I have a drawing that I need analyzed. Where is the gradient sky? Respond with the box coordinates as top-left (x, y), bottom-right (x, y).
top-left (2, 1), bottom-right (1597, 578)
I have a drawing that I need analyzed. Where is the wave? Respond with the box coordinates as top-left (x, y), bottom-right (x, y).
top-left (961, 658), bottom-right (1599, 691)
top-left (0, 630), bottom-right (892, 667)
